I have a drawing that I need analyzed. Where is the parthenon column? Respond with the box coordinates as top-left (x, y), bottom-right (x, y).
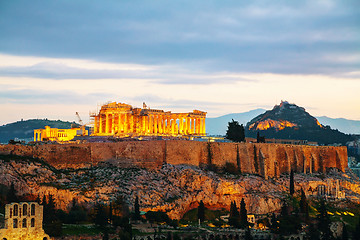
top-left (164, 116), bottom-right (167, 133)
top-left (111, 114), bottom-right (115, 134)
top-left (189, 118), bottom-right (193, 134)
top-left (148, 115), bottom-right (152, 133)
top-left (129, 115), bottom-right (133, 133)
top-left (105, 114), bottom-right (110, 134)
top-left (142, 115), bottom-right (146, 134)
top-left (154, 116), bottom-right (158, 134)
top-left (117, 114), bottom-right (122, 133)
top-left (179, 117), bottom-right (183, 134)
top-left (166, 117), bottom-right (170, 133)
top-left (202, 118), bottom-right (206, 135)
top-left (195, 118), bottom-right (199, 134)
top-left (124, 113), bottom-right (128, 133)
top-left (158, 116), bottom-right (163, 134)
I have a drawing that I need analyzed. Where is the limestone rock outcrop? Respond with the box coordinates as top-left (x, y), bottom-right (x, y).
top-left (0, 156), bottom-right (359, 220)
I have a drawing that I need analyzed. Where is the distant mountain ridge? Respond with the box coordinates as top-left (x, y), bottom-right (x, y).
top-left (206, 109), bottom-right (266, 136)
top-left (317, 116), bottom-right (360, 135)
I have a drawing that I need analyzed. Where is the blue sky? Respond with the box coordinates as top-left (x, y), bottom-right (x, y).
top-left (0, 0), bottom-right (359, 125)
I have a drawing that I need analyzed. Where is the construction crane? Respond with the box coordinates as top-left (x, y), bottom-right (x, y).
top-left (75, 112), bottom-right (86, 136)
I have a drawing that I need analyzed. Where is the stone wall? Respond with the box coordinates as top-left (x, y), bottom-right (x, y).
top-left (0, 140), bottom-right (347, 177)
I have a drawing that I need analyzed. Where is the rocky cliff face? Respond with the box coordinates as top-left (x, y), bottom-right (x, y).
top-left (0, 140), bottom-right (348, 178)
top-left (1, 155), bottom-right (359, 220)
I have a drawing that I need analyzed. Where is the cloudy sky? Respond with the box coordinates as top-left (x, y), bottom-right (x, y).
top-left (0, 0), bottom-right (359, 125)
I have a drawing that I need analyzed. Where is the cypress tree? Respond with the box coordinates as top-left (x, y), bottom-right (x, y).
top-left (299, 188), bottom-right (309, 220)
top-left (229, 201), bottom-right (239, 227)
top-left (197, 200), bottom-right (205, 223)
top-left (317, 198), bottom-right (333, 240)
top-left (289, 170), bottom-right (294, 195)
top-left (239, 198), bottom-right (248, 229)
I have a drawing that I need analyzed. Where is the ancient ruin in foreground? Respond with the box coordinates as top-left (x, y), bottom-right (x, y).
top-left (0, 202), bottom-right (50, 240)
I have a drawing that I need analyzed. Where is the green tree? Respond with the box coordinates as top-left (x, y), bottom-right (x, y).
top-left (229, 201), bottom-right (239, 228)
top-left (289, 170), bottom-right (294, 196)
top-left (239, 198), bottom-right (248, 229)
top-left (317, 198), bottom-right (333, 240)
top-left (342, 223), bottom-right (348, 240)
top-left (278, 200), bottom-right (301, 236)
top-left (307, 222), bottom-right (320, 240)
top-left (6, 183), bottom-right (18, 203)
top-left (197, 200), bottom-right (205, 223)
top-left (43, 194), bottom-right (62, 237)
top-left (353, 217), bottom-right (360, 240)
top-left (134, 196), bottom-right (140, 221)
top-left (225, 119), bottom-right (245, 142)
top-left (299, 188), bottom-right (309, 220)
top-left (94, 203), bottom-right (108, 228)
top-left (68, 198), bottom-right (87, 224)
top-left (269, 213), bottom-right (279, 234)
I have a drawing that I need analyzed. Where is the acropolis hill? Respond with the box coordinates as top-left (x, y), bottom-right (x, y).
top-left (0, 101), bottom-right (355, 221)
top-left (0, 140), bottom-right (347, 178)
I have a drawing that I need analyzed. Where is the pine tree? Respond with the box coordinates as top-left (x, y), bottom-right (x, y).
top-left (197, 200), bottom-right (205, 223)
top-left (239, 198), bottom-right (248, 229)
top-left (225, 119), bottom-right (245, 142)
top-left (134, 196), bottom-right (140, 221)
top-left (289, 170), bottom-right (294, 196)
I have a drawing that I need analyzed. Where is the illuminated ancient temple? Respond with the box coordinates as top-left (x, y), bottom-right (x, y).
top-left (90, 102), bottom-right (207, 136)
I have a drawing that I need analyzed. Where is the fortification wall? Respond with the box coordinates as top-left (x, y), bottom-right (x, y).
top-left (0, 141), bottom-right (347, 177)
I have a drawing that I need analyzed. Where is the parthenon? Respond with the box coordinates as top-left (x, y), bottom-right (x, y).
top-left (90, 102), bottom-right (207, 136)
